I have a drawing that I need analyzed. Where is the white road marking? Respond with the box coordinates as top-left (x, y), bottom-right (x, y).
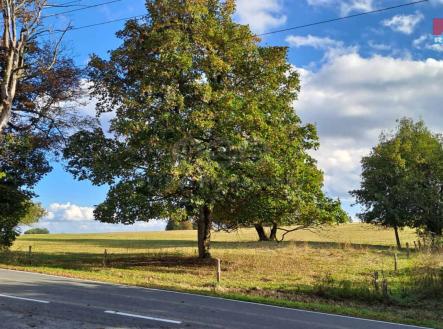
top-left (0, 293), bottom-right (50, 304)
top-left (0, 269), bottom-right (430, 329)
top-left (104, 310), bottom-right (182, 324)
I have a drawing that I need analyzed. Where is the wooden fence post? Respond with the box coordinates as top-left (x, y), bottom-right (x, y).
top-left (103, 249), bottom-right (108, 267)
top-left (216, 258), bottom-right (221, 284)
top-left (413, 241), bottom-right (417, 250)
top-left (394, 253), bottom-right (398, 273)
top-left (417, 240), bottom-right (422, 251)
top-left (382, 279), bottom-right (388, 297)
top-left (406, 242), bottom-right (410, 258)
top-left (28, 246), bottom-right (32, 265)
top-left (373, 271), bottom-right (379, 292)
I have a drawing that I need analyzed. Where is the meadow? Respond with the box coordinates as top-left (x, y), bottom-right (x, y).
top-left (0, 223), bottom-right (442, 328)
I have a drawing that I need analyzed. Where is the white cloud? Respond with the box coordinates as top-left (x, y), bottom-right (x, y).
top-left (235, 0), bottom-right (286, 33)
top-left (307, 0), bottom-right (375, 15)
top-left (413, 35), bottom-right (443, 53)
top-left (368, 40), bottom-right (391, 51)
top-left (286, 34), bottom-right (357, 61)
top-left (296, 52), bottom-right (443, 211)
top-left (46, 203), bottom-right (94, 221)
top-left (382, 12), bottom-right (424, 35)
top-left (28, 202), bottom-right (166, 234)
top-left (76, 80), bottom-right (115, 133)
top-left (426, 43), bottom-right (443, 52)
top-left (286, 35), bottom-right (344, 49)
top-left (306, 0), bottom-right (334, 5)
top-left (413, 34), bottom-right (428, 48)
top-left (340, 0), bottom-right (374, 15)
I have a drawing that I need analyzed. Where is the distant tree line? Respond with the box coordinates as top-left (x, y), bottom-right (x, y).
top-left (24, 228), bottom-right (49, 235)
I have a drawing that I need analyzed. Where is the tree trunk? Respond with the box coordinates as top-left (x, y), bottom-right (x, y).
top-left (197, 205), bottom-right (212, 259)
top-left (0, 103), bottom-right (11, 133)
top-left (254, 224), bottom-right (269, 241)
top-left (394, 225), bottom-right (402, 250)
top-left (269, 223), bottom-right (278, 241)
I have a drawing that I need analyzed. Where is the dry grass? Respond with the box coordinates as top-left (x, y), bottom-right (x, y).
top-left (1, 223), bottom-right (442, 328)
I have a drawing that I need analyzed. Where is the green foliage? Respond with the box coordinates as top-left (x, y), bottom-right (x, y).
top-left (352, 118), bottom-right (443, 243)
top-left (24, 228), bottom-right (49, 235)
top-left (165, 219), bottom-right (194, 231)
top-left (0, 183), bottom-right (27, 247)
top-left (0, 134), bottom-right (51, 189)
top-left (64, 0), bottom-right (344, 257)
top-left (0, 135), bottom-right (51, 247)
top-left (19, 202), bottom-right (46, 226)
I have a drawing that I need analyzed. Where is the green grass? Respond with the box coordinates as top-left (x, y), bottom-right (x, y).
top-left (1, 223), bottom-right (442, 328)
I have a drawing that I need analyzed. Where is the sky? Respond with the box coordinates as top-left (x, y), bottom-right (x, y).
top-left (29, 0), bottom-right (443, 233)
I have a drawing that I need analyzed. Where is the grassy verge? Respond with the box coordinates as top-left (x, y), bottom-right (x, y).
top-left (0, 224), bottom-right (442, 328)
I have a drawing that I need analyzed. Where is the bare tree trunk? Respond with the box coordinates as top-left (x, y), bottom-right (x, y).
top-left (269, 223), bottom-right (278, 241)
top-left (197, 205), bottom-right (212, 259)
top-left (0, 0), bottom-right (50, 134)
top-left (0, 105), bottom-right (12, 132)
top-left (394, 225), bottom-right (401, 250)
top-left (254, 224), bottom-right (269, 241)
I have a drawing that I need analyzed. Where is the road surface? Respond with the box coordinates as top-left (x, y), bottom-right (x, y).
top-left (0, 269), bottom-right (432, 329)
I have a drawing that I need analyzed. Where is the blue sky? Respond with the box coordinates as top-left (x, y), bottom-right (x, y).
top-left (31, 0), bottom-right (443, 233)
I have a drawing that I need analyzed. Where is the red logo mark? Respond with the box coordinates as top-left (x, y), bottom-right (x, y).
top-left (434, 18), bottom-right (443, 36)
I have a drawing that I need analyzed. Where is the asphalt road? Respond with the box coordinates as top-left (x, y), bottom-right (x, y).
top-left (0, 269), bottom-right (432, 329)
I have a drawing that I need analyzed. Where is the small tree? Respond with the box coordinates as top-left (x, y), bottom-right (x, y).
top-left (19, 202), bottom-right (46, 226)
top-left (402, 122), bottom-right (443, 240)
top-left (351, 118), bottom-right (443, 249)
top-left (212, 152), bottom-right (349, 242)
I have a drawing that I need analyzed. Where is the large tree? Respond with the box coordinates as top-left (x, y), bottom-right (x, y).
top-left (64, 0), bottom-right (342, 258)
top-left (351, 119), bottom-right (443, 249)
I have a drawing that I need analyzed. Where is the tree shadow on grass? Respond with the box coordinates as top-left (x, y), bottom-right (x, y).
top-left (0, 250), bottom-right (219, 272)
top-left (0, 238), bottom-right (400, 277)
top-left (19, 237), bottom-right (395, 252)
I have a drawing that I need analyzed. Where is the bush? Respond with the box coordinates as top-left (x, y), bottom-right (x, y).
top-left (24, 228), bottom-right (49, 235)
top-left (165, 219), bottom-right (194, 231)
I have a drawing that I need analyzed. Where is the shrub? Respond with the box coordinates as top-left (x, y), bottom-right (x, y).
top-left (165, 219), bottom-right (194, 231)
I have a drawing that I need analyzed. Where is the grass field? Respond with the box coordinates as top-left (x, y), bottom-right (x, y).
top-left (0, 223), bottom-right (442, 328)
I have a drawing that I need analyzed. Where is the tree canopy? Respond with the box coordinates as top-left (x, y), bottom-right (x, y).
top-left (64, 0), bottom-right (346, 258)
top-left (351, 118), bottom-right (443, 248)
